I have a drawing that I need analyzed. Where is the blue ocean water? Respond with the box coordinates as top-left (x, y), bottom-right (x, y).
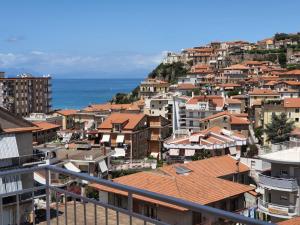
top-left (52, 79), bottom-right (142, 109)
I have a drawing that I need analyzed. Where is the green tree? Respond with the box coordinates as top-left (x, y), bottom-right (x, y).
top-left (264, 113), bottom-right (294, 144)
top-left (278, 53), bottom-right (287, 68)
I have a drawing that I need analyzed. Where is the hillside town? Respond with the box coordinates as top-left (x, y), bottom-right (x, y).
top-left (1, 32), bottom-right (300, 225)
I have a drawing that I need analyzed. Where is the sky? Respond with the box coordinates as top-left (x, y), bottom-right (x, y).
top-left (0, 0), bottom-right (300, 78)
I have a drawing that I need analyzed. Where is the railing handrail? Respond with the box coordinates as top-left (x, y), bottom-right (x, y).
top-left (0, 165), bottom-right (273, 225)
top-left (259, 173), bottom-right (298, 182)
top-left (258, 199), bottom-right (298, 210)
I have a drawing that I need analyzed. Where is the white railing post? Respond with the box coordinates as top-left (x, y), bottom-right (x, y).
top-left (45, 168), bottom-right (51, 225)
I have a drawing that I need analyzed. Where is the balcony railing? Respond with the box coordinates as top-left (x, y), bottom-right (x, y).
top-left (258, 199), bottom-right (298, 218)
top-left (0, 165), bottom-right (273, 225)
top-left (258, 173), bottom-right (299, 191)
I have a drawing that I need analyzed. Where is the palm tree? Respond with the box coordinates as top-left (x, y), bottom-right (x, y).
top-left (265, 113), bottom-right (295, 144)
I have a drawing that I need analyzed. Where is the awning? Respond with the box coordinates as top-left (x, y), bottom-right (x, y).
top-left (116, 135), bottom-right (124, 143)
top-left (0, 134), bottom-right (19, 159)
top-left (0, 175), bottom-right (22, 194)
top-left (229, 146), bottom-right (237, 155)
top-left (101, 134), bottom-right (110, 143)
top-left (150, 152), bottom-right (159, 158)
top-left (64, 162), bottom-right (81, 173)
top-left (184, 149), bottom-right (195, 157)
top-left (112, 148), bottom-right (126, 157)
top-left (169, 149), bottom-right (180, 156)
top-left (99, 160), bottom-right (108, 173)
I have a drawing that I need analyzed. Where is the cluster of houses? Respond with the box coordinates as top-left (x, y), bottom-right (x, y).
top-left (1, 33), bottom-right (300, 225)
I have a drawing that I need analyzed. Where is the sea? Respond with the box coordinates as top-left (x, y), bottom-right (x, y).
top-left (52, 78), bottom-right (142, 110)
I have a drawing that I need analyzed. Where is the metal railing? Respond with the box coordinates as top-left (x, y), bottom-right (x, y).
top-left (258, 173), bottom-right (299, 191)
top-left (260, 140), bottom-right (300, 155)
top-left (258, 199), bottom-right (298, 218)
top-left (0, 165), bottom-right (273, 225)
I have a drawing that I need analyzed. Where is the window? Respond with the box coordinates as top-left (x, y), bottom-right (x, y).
top-left (280, 195), bottom-right (288, 201)
top-left (296, 118), bottom-right (299, 122)
top-left (296, 109), bottom-right (299, 113)
top-left (189, 121), bottom-right (193, 127)
top-left (280, 169), bottom-right (288, 177)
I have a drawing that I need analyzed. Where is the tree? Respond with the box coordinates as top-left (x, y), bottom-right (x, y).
top-left (278, 53), bottom-right (287, 68)
top-left (264, 113), bottom-right (295, 144)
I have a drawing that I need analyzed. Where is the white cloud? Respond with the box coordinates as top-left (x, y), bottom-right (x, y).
top-left (0, 51), bottom-right (164, 76)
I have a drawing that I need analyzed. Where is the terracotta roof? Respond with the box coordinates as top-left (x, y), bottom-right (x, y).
top-left (249, 88), bottom-right (279, 95)
top-left (264, 80), bottom-right (278, 86)
top-left (283, 69), bottom-right (300, 75)
top-left (56, 109), bottom-right (78, 116)
top-left (217, 83), bottom-right (241, 88)
top-left (3, 126), bottom-right (40, 134)
top-left (199, 111), bottom-right (250, 125)
top-left (281, 81), bottom-right (300, 86)
top-left (98, 113), bottom-right (146, 130)
top-left (83, 102), bottom-right (141, 112)
top-left (176, 83), bottom-right (196, 90)
top-left (224, 64), bottom-right (249, 70)
top-left (89, 155), bottom-right (253, 210)
top-left (187, 96), bottom-right (224, 108)
top-left (242, 60), bottom-right (266, 66)
top-left (32, 121), bottom-right (61, 131)
top-left (277, 217), bottom-right (300, 225)
top-left (284, 98), bottom-right (300, 108)
top-left (225, 98), bottom-right (242, 104)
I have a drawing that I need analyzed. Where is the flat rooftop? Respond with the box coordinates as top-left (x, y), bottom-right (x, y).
top-left (259, 147), bottom-right (300, 164)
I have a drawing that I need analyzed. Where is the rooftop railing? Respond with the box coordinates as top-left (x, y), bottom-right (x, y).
top-left (260, 139), bottom-right (300, 155)
top-left (0, 165), bottom-right (274, 225)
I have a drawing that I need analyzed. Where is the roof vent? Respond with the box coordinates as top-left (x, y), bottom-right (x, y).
top-left (175, 165), bottom-right (192, 175)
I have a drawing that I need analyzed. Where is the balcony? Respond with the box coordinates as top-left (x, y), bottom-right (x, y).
top-left (258, 199), bottom-right (298, 219)
top-left (258, 173), bottom-right (298, 191)
top-left (0, 166), bottom-right (272, 225)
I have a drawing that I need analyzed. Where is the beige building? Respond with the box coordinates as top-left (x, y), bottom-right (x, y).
top-left (249, 88), bottom-right (280, 107)
top-left (54, 109), bottom-right (78, 130)
top-left (139, 79), bottom-right (170, 99)
top-left (262, 98), bottom-right (300, 145)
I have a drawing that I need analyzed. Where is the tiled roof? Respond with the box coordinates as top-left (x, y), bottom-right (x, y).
top-left (224, 64), bottom-right (249, 70)
top-left (187, 96), bottom-right (224, 108)
top-left (199, 111), bottom-right (250, 125)
top-left (176, 83), bottom-right (196, 90)
top-left (56, 109), bottom-right (78, 116)
top-left (98, 113), bottom-right (146, 130)
top-left (32, 121), bottom-right (61, 131)
top-left (283, 69), bottom-right (300, 75)
top-left (277, 217), bottom-right (300, 225)
top-left (225, 98), bottom-right (242, 104)
top-left (284, 98), bottom-right (300, 108)
top-left (83, 102), bottom-right (141, 112)
top-left (89, 155), bottom-right (253, 210)
top-left (249, 88), bottom-right (279, 95)
top-left (3, 127), bottom-right (40, 134)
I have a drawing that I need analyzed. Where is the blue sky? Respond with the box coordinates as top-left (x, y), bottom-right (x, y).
top-left (0, 0), bottom-right (300, 78)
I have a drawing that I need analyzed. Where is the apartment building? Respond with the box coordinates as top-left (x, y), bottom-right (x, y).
top-left (0, 73), bottom-right (52, 117)
top-left (144, 93), bottom-right (173, 120)
top-left (90, 155), bottom-right (254, 225)
top-left (164, 126), bottom-right (247, 163)
top-left (223, 64), bottom-right (250, 83)
top-left (257, 141), bottom-right (300, 223)
top-left (148, 115), bottom-right (171, 158)
top-left (54, 109), bottom-right (78, 130)
top-left (249, 89), bottom-right (280, 107)
top-left (184, 95), bottom-right (224, 132)
top-left (262, 98), bottom-right (300, 144)
top-left (98, 113), bottom-right (149, 159)
top-left (139, 79), bottom-right (170, 99)
top-left (278, 70), bottom-right (300, 81)
top-left (199, 111), bottom-right (250, 137)
top-left (0, 107), bottom-right (39, 224)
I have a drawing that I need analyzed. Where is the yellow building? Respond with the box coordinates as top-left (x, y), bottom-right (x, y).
top-left (139, 79), bottom-right (170, 99)
top-left (249, 89), bottom-right (280, 107)
top-left (262, 98), bottom-right (300, 145)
